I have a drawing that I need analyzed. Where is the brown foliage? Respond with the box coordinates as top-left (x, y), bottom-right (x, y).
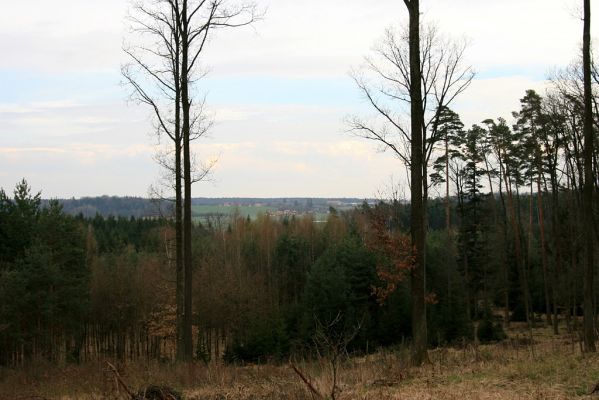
top-left (363, 212), bottom-right (414, 304)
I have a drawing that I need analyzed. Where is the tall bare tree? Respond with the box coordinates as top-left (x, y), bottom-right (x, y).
top-left (405, 0), bottom-right (426, 365)
top-left (178, 0), bottom-right (260, 360)
top-left (347, 3), bottom-right (473, 365)
top-left (582, 0), bottom-right (596, 353)
top-left (124, 0), bottom-right (259, 360)
top-left (122, 0), bottom-right (186, 360)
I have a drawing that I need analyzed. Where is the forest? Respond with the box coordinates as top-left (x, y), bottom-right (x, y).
top-left (1, 0), bottom-right (599, 399)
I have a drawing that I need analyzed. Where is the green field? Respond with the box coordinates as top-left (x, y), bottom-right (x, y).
top-left (192, 204), bottom-right (276, 220)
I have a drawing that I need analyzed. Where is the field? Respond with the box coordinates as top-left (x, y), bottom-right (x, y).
top-left (2, 324), bottom-right (599, 399)
top-left (191, 205), bottom-right (330, 223)
top-left (192, 205), bottom-right (276, 221)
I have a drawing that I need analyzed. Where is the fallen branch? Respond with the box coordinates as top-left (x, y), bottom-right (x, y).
top-left (135, 386), bottom-right (182, 400)
top-left (106, 361), bottom-right (136, 398)
top-left (105, 361), bottom-right (182, 400)
top-left (290, 363), bottom-right (324, 400)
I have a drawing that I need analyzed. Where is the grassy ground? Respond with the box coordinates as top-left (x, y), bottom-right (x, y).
top-left (2, 324), bottom-right (599, 399)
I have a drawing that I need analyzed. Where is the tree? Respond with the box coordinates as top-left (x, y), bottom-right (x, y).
top-left (0, 181), bottom-right (88, 365)
top-left (348, 2), bottom-right (473, 365)
top-left (123, 0), bottom-right (187, 360)
top-left (124, 0), bottom-right (260, 360)
top-left (179, 0), bottom-right (260, 360)
top-left (455, 125), bottom-right (489, 319)
top-left (484, 118), bottom-right (533, 328)
top-left (431, 107), bottom-right (465, 233)
top-left (303, 238), bottom-right (377, 346)
top-left (348, 24), bottom-right (473, 203)
top-left (513, 90), bottom-right (553, 328)
top-left (582, 0), bottom-right (596, 352)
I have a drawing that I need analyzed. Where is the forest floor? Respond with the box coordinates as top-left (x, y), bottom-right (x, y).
top-left (2, 323), bottom-right (599, 399)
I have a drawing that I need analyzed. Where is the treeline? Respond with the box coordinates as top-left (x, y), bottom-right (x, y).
top-left (54, 196), bottom-right (158, 219)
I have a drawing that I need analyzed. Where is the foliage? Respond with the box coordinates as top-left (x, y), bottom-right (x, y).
top-left (0, 180), bottom-right (89, 364)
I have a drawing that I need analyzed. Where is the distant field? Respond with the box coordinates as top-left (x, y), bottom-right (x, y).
top-left (192, 205), bottom-right (276, 220)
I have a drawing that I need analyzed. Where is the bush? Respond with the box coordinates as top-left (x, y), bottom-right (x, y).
top-left (223, 316), bottom-right (289, 364)
top-left (477, 315), bottom-right (506, 343)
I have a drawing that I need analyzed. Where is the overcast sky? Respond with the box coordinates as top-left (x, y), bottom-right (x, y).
top-left (0, 0), bottom-right (595, 198)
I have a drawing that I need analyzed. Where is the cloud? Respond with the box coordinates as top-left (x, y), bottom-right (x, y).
top-left (453, 76), bottom-right (550, 127)
top-left (1, 0), bottom-right (594, 197)
top-left (0, 142), bottom-right (159, 198)
top-left (0, 0), bottom-right (126, 73)
top-left (0, 143), bottom-right (155, 161)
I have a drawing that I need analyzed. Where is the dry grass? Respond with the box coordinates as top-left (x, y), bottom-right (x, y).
top-left (2, 325), bottom-right (599, 399)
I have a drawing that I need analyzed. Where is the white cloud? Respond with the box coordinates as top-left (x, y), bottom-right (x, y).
top-left (1, 0), bottom-right (594, 197)
top-left (454, 76), bottom-right (550, 127)
top-left (0, 0), bottom-right (126, 72)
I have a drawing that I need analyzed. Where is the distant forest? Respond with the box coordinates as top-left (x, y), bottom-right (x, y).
top-left (49, 197), bottom-right (374, 219)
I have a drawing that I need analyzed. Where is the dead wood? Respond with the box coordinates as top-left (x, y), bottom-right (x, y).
top-left (290, 363), bottom-right (324, 400)
top-left (133, 385), bottom-right (182, 400)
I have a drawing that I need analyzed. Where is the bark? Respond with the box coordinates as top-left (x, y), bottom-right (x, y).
top-left (582, 0), bottom-right (596, 352)
top-left (404, 0), bottom-right (427, 365)
top-left (445, 134), bottom-right (453, 312)
top-left (537, 176), bottom-right (552, 327)
top-left (503, 156), bottom-right (532, 329)
top-left (173, 0), bottom-right (185, 362)
top-left (445, 135), bottom-right (450, 233)
top-left (181, 0), bottom-right (194, 360)
top-left (496, 151), bottom-right (510, 327)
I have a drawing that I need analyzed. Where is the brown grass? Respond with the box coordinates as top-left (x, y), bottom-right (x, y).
top-left (1, 325), bottom-right (599, 399)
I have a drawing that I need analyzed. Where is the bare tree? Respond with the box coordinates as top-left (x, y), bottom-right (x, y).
top-left (348, 24), bottom-right (473, 199)
top-left (123, 0), bottom-right (260, 360)
top-left (122, 0), bottom-right (187, 360)
top-left (178, 0), bottom-right (261, 360)
top-left (582, 0), bottom-right (596, 352)
top-left (347, 7), bottom-right (473, 365)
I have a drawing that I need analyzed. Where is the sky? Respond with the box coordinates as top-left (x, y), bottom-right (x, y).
top-left (0, 0), bottom-right (595, 198)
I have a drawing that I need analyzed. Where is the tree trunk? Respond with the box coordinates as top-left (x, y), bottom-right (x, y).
top-left (537, 176), bottom-right (552, 327)
top-left (503, 161), bottom-right (532, 329)
top-left (497, 160), bottom-right (510, 327)
top-left (582, 0), bottom-right (596, 353)
top-left (173, 3), bottom-right (185, 361)
top-left (445, 133), bottom-right (453, 315)
top-left (181, 0), bottom-right (194, 360)
top-left (548, 154), bottom-right (560, 335)
top-left (405, 0), bottom-right (427, 366)
top-left (445, 135), bottom-right (450, 234)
